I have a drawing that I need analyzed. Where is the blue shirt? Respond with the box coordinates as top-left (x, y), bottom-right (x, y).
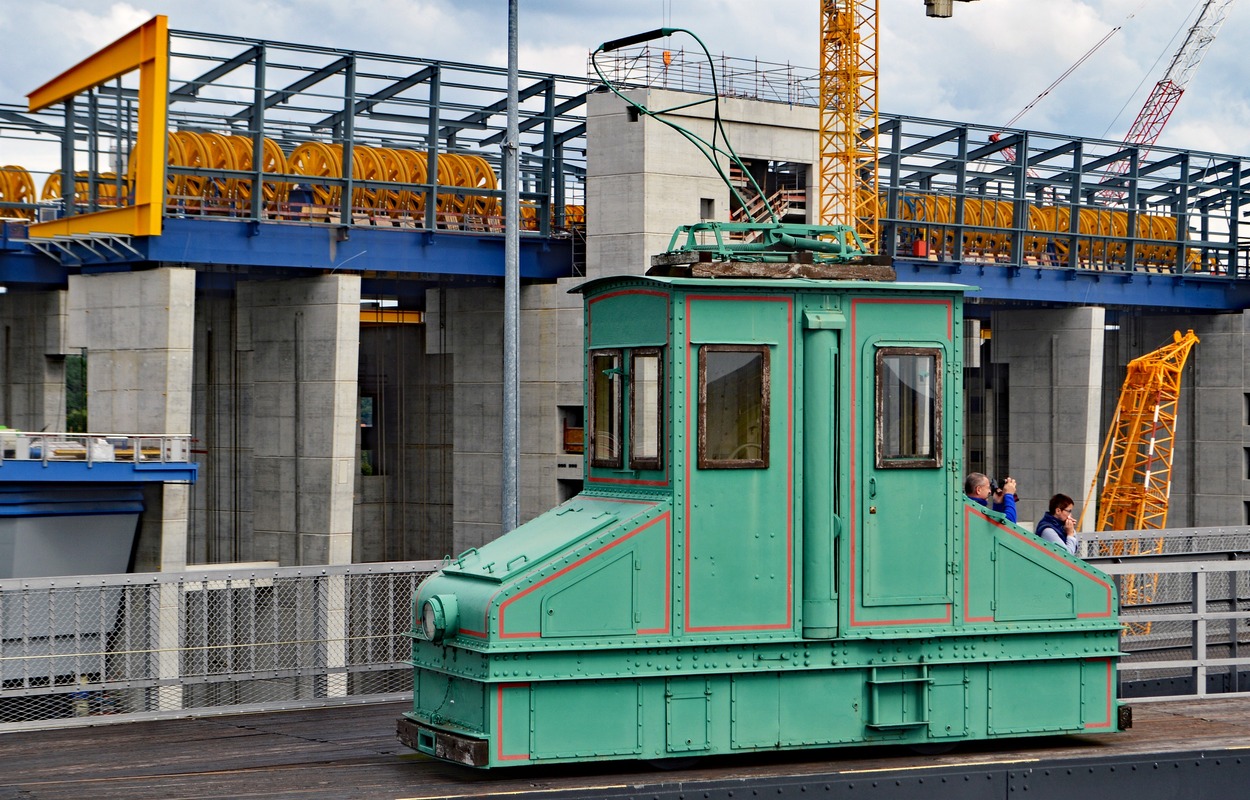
top-left (971, 492), bottom-right (1017, 523)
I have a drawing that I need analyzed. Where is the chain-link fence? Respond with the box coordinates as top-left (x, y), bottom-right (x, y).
top-left (1083, 527), bottom-right (1250, 700)
top-left (0, 561), bottom-right (436, 730)
top-left (5, 531), bottom-right (1246, 730)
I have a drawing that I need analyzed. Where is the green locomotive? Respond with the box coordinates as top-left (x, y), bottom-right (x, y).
top-left (397, 266), bottom-right (1124, 767)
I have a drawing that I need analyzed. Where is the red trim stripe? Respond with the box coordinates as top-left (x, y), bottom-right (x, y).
top-left (496, 682), bottom-right (531, 762)
top-left (848, 297), bottom-right (955, 628)
top-left (499, 512), bottom-right (672, 638)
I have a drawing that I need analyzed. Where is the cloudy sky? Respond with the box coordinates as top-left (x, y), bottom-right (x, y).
top-left (1, 0), bottom-right (1248, 156)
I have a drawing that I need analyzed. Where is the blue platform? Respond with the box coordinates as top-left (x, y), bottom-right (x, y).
top-left (0, 458), bottom-right (198, 484)
top-left (895, 257), bottom-right (1250, 310)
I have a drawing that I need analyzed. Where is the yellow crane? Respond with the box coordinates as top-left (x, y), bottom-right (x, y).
top-left (1092, 329), bottom-right (1199, 535)
top-left (1086, 329), bottom-right (1198, 626)
top-left (818, 1), bottom-right (878, 247)
top-left (819, 1), bottom-right (977, 249)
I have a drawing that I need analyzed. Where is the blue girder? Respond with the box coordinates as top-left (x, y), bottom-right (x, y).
top-left (895, 257), bottom-right (1250, 310)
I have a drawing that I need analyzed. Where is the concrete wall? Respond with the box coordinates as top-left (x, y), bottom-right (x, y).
top-left (189, 292), bottom-right (255, 564)
top-left (68, 268), bottom-right (196, 571)
top-left (241, 275), bottom-right (360, 566)
top-left (191, 280), bottom-right (455, 566)
top-left (991, 306), bottom-right (1106, 528)
top-left (587, 88), bottom-right (818, 278)
top-left (353, 322), bottom-right (454, 562)
top-left (0, 289), bottom-right (69, 431)
top-left (428, 278), bottom-right (583, 554)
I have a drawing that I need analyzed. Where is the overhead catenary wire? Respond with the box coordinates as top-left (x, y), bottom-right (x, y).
top-left (998, 1), bottom-right (1148, 135)
top-left (592, 27), bottom-right (777, 224)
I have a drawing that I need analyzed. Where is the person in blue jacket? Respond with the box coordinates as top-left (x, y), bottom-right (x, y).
top-left (964, 472), bottom-right (1017, 523)
top-left (1035, 493), bottom-right (1079, 555)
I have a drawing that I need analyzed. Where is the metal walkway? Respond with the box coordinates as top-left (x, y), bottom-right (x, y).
top-left (1, 698), bottom-right (1248, 799)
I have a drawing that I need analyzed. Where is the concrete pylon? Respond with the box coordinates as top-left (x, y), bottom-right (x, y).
top-left (68, 267), bottom-right (196, 571)
top-left (241, 274), bottom-right (361, 566)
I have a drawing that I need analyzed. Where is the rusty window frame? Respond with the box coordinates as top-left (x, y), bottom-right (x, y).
top-left (589, 349), bottom-right (623, 469)
top-left (629, 348), bottom-right (664, 471)
top-left (875, 346), bottom-right (942, 469)
top-left (697, 344), bottom-right (770, 470)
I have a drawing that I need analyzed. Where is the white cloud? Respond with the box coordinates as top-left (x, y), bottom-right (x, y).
top-left (3, 0), bottom-right (1248, 156)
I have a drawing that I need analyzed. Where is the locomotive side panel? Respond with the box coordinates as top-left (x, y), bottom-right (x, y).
top-left (961, 504), bottom-right (1117, 627)
top-left (682, 293), bottom-right (794, 635)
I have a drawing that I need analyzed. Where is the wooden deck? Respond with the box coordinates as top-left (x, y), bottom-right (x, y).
top-left (3, 698), bottom-right (1250, 799)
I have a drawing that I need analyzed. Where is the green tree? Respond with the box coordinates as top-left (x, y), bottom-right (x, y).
top-left (65, 353), bottom-right (87, 433)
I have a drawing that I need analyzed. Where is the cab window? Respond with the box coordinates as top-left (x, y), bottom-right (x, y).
top-left (698, 344), bottom-right (769, 469)
top-left (589, 350), bottom-right (622, 468)
top-left (630, 349), bottom-right (663, 470)
top-left (876, 347), bottom-right (941, 468)
top-left (588, 347), bottom-right (665, 471)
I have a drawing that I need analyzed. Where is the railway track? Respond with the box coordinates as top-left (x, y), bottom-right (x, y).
top-left (3, 699), bottom-right (1250, 799)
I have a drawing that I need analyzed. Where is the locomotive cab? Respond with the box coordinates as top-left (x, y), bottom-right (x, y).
top-left (398, 272), bottom-right (1124, 768)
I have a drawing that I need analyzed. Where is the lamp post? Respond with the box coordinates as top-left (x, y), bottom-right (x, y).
top-left (502, 0), bottom-right (520, 533)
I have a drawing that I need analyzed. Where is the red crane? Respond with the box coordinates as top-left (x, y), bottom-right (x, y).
top-left (991, 1), bottom-right (1235, 185)
top-left (1122, 0), bottom-right (1235, 151)
top-left (1102, 0), bottom-right (1236, 192)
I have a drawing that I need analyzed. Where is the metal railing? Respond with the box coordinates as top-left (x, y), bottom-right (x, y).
top-left (591, 45), bottom-right (818, 106)
top-left (1103, 558), bottom-right (1250, 702)
top-left (1084, 526), bottom-right (1250, 701)
top-left (0, 432), bottom-right (193, 466)
top-left (0, 25), bottom-right (592, 235)
top-left (0, 560), bottom-right (437, 731)
top-left (2, 529), bottom-right (1246, 731)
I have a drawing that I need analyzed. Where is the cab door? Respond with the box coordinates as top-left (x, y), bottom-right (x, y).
top-left (683, 294), bottom-right (794, 635)
top-left (848, 298), bottom-right (954, 630)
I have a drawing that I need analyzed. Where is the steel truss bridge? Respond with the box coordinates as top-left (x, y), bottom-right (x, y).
top-left (1, 33), bottom-right (1250, 310)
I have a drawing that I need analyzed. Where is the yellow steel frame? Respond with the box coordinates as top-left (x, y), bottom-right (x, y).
top-left (1092, 329), bottom-right (1199, 625)
top-left (819, 0), bottom-right (879, 249)
top-left (360, 309), bottom-right (424, 325)
top-left (1096, 329), bottom-right (1199, 535)
top-left (26, 15), bottom-right (168, 238)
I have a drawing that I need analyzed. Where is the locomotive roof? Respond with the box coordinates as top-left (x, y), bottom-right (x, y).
top-left (572, 273), bottom-right (973, 296)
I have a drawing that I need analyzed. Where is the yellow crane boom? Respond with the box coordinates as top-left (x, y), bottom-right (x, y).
top-left (819, 1), bottom-right (978, 249)
top-left (1095, 329), bottom-right (1199, 534)
top-left (1087, 329), bottom-right (1197, 630)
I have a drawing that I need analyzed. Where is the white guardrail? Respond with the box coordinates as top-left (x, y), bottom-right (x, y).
top-left (2, 527), bottom-right (1249, 731)
top-left (0, 561), bottom-right (438, 731)
top-left (0, 431), bottom-right (192, 465)
top-left (1083, 526), bottom-right (1250, 702)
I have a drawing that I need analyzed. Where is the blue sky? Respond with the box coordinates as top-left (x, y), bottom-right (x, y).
top-left (2, 1), bottom-right (1248, 155)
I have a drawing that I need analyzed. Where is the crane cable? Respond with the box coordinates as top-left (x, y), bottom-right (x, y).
top-left (996, 1), bottom-right (1148, 136)
top-left (1100, 0), bottom-right (1215, 139)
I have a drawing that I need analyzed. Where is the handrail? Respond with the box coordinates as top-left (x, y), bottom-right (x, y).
top-left (1103, 554), bottom-right (1250, 702)
top-left (0, 431), bottom-right (193, 467)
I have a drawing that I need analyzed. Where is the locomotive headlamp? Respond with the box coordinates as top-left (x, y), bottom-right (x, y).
top-left (419, 594), bottom-right (459, 643)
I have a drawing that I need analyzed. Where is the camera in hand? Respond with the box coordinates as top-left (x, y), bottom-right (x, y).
top-left (990, 478), bottom-right (1003, 494)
